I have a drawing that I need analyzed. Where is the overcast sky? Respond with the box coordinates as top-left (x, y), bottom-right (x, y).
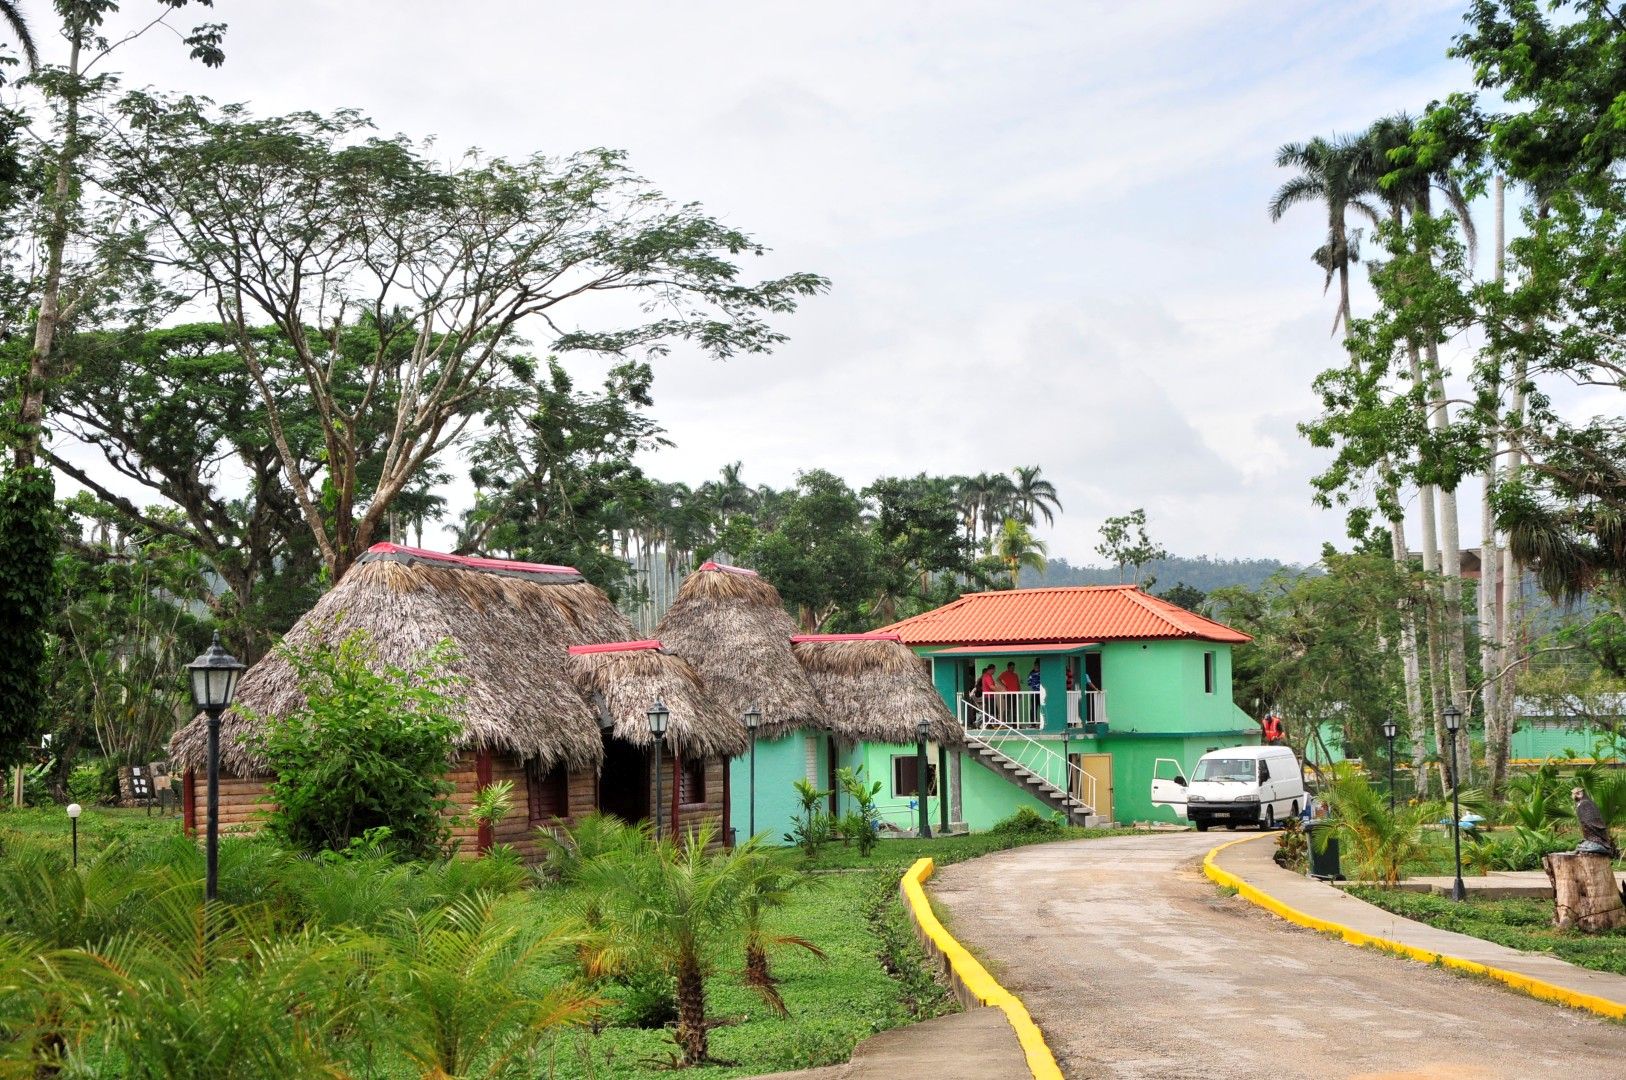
top-left (82, 0), bottom-right (1515, 566)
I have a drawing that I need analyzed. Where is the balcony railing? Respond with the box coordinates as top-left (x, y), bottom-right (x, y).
top-left (957, 690), bottom-right (1043, 730)
top-left (1065, 689), bottom-right (1108, 727)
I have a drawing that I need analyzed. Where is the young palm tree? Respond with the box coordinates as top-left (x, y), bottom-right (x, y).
top-left (575, 825), bottom-right (780, 1066)
top-left (1011, 465), bottom-right (1063, 526)
top-left (738, 853), bottom-right (824, 1016)
top-left (995, 518), bottom-right (1048, 587)
top-left (1323, 773), bottom-right (1441, 885)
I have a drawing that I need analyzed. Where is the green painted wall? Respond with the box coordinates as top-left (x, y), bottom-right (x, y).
top-left (960, 749), bottom-right (1052, 828)
top-left (842, 740), bottom-right (949, 834)
top-left (1098, 639), bottom-right (1246, 734)
top-left (1511, 721), bottom-right (1601, 761)
top-left (728, 729), bottom-right (829, 845)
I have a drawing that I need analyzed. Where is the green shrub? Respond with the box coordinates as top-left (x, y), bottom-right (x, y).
top-left (784, 777), bottom-right (833, 857)
top-left (246, 629), bottom-right (463, 859)
top-left (987, 806), bottom-right (1063, 838)
top-left (1274, 817), bottom-right (1308, 872)
top-left (67, 760), bottom-right (119, 805)
top-left (835, 765), bottom-right (882, 856)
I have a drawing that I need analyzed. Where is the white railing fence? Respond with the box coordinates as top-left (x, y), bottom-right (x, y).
top-left (1065, 688), bottom-right (1108, 726)
top-left (957, 690), bottom-right (1043, 730)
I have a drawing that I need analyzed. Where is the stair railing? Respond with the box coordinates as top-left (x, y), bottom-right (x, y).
top-left (956, 695), bottom-right (1096, 814)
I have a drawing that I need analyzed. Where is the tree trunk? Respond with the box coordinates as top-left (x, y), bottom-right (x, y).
top-left (15, 31), bottom-right (83, 469)
top-left (1482, 174), bottom-right (1507, 795)
top-left (1543, 853), bottom-right (1626, 933)
top-left (674, 953), bottom-right (709, 1065)
top-left (1391, 519), bottom-right (1430, 796)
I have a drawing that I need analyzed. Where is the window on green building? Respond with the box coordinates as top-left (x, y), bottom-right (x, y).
top-left (1203, 651), bottom-right (1215, 694)
top-left (892, 756), bottom-right (938, 798)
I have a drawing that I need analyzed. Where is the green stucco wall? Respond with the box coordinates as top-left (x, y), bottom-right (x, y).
top-left (1510, 721), bottom-right (1602, 761)
top-left (728, 729), bottom-right (830, 845)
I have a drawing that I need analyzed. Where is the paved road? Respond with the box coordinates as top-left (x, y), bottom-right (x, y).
top-left (931, 832), bottom-right (1626, 1080)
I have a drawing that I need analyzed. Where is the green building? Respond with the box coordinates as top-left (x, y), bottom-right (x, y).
top-left (883, 585), bottom-right (1260, 825)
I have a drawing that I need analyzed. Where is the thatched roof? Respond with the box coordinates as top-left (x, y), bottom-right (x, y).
top-left (655, 562), bottom-right (828, 740)
top-left (169, 543), bottom-right (634, 776)
top-left (791, 633), bottom-right (964, 747)
top-left (566, 641), bottom-right (747, 759)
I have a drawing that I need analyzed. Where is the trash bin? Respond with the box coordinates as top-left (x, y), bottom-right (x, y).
top-left (1307, 824), bottom-right (1343, 881)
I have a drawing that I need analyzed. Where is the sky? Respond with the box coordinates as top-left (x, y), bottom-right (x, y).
top-left (64, 0), bottom-right (1513, 566)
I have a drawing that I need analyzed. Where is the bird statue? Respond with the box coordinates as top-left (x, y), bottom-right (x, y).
top-left (1573, 787), bottom-right (1619, 858)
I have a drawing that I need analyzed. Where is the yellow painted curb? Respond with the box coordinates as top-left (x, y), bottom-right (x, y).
top-left (900, 858), bottom-right (1064, 1080)
top-left (1203, 834), bottom-right (1626, 1021)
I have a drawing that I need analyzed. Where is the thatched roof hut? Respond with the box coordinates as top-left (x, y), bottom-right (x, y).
top-left (790, 633), bottom-right (964, 747)
top-left (566, 640), bottom-right (747, 759)
top-left (169, 543), bottom-right (635, 776)
top-left (655, 562), bottom-right (827, 739)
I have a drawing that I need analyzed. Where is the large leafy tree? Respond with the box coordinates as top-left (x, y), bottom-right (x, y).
top-left (101, 102), bottom-right (827, 582)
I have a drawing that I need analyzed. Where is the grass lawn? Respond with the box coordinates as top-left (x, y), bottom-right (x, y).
top-left (1347, 886), bottom-right (1626, 977)
top-left (2, 804), bottom-right (1118, 1078)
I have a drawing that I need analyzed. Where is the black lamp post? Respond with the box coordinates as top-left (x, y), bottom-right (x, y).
top-left (648, 699), bottom-right (669, 841)
top-left (67, 802), bottom-right (81, 867)
top-left (915, 717), bottom-right (932, 839)
top-left (1381, 719), bottom-right (1398, 813)
top-left (1443, 703), bottom-right (1466, 901)
top-left (187, 631), bottom-right (245, 903)
top-left (744, 705), bottom-right (761, 838)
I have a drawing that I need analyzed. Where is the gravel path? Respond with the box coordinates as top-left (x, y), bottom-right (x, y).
top-left (931, 832), bottom-right (1626, 1079)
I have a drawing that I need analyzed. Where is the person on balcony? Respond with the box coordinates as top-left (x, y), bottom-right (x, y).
top-left (980, 664), bottom-right (998, 718)
top-left (1000, 662), bottom-right (1022, 723)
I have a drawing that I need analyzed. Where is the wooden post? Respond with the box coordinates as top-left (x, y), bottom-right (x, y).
top-left (474, 750), bottom-right (493, 855)
top-left (182, 768), bottom-right (196, 836)
top-left (1543, 852), bottom-right (1626, 932)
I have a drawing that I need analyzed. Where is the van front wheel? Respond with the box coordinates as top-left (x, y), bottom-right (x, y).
top-left (1263, 806), bottom-right (1277, 831)
top-left (1194, 820), bottom-right (1209, 832)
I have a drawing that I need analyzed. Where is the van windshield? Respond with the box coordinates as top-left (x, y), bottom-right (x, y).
top-left (1194, 758), bottom-right (1256, 782)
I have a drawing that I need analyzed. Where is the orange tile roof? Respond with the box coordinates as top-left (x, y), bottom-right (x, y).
top-left (879, 585), bottom-right (1251, 646)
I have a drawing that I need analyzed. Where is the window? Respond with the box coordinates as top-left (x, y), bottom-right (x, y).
top-left (681, 757), bottom-right (707, 805)
top-left (528, 763), bottom-right (569, 825)
top-left (892, 755), bottom-right (939, 798)
top-left (1203, 651), bottom-right (1215, 695)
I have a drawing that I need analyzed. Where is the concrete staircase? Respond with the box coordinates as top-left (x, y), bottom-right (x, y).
top-left (964, 731), bottom-right (1098, 827)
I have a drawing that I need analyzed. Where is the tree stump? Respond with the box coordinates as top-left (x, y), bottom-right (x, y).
top-left (1542, 852), bottom-right (1626, 933)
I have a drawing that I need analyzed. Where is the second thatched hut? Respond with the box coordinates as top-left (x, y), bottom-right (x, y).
top-left (655, 562), bottom-right (835, 842)
top-left (790, 632), bottom-right (963, 835)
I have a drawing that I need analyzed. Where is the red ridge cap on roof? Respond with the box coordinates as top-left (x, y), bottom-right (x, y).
top-left (567, 639), bottom-right (662, 655)
top-left (361, 542), bottom-right (583, 581)
top-left (790, 632), bottom-right (904, 643)
top-left (697, 561), bottom-right (758, 576)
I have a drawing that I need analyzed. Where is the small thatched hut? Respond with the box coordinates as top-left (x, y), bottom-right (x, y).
top-left (566, 640), bottom-right (745, 838)
top-left (655, 562), bottom-right (831, 841)
top-left (791, 632), bottom-right (963, 833)
top-left (169, 543), bottom-right (735, 859)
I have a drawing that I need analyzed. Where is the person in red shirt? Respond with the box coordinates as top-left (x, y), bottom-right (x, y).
top-left (1262, 714), bottom-right (1285, 744)
top-left (999, 662), bottom-right (1023, 724)
top-left (979, 665), bottom-right (998, 722)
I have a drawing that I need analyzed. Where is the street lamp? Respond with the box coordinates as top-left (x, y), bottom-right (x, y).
top-left (66, 802), bottom-right (81, 867)
top-left (744, 705), bottom-right (761, 839)
top-left (915, 717), bottom-right (932, 840)
top-left (187, 631), bottom-right (245, 903)
top-left (648, 699), bottom-right (670, 841)
top-left (1381, 719), bottom-right (1398, 813)
top-left (1443, 703), bottom-right (1465, 901)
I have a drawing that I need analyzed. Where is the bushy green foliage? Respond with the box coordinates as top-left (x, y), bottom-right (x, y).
top-left (0, 466), bottom-right (56, 768)
top-left (784, 777), bottom-right (833, 857)
top-left (836, 765), bottom-right (883, 856)
top-left (1274, 817), bottom-right (1309, 872)
top-left (1465, 825), bottom-right (1572, 873)
top-left (1324, 773), bottom-right (1443, 885)
top-left (987, 805), bottom-right (1065, 838)
top-left (247, 629), bottom-right (462, 859)
top-left (67, 760), bottom-right (119, 805)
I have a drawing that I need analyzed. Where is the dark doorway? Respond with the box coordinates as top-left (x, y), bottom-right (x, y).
top-left (826, 735), bottom-right (840, 817)
top-left (1084, 652), bottom-right (1103, 691)
top-left (598, 737), bottom-right (651, 825)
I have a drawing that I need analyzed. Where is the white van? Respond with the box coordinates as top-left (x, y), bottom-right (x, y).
top-left (1149, 745), bottom-right (1306, 831)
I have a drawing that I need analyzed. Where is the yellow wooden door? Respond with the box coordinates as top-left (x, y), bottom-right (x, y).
top-left (1076, 752), bottom-right (1114, 822)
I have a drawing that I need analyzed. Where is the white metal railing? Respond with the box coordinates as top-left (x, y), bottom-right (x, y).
top-left (958, 690), bottom-right (1043, 730)
top-left (958, 696), bottom-right (1096, 814)
top-left (1065, 689), bottom-right (1108, 726)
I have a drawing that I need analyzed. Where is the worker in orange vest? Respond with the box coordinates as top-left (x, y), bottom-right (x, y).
top-left (1262, 713), bottom-right (1285, 744)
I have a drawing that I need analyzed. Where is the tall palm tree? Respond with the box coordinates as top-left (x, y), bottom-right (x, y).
top-left (1011, 465), bottom-right (1062, 526)
top-left (0, 1), bottom-right (38, 73)
top-left (1269, 134), bottom-right (1380, 336)
top-left (995, 518), bottom-right (1048, 587)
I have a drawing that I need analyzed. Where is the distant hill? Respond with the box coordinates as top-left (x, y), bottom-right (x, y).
top-left (1022, 555), bottom-right (1306, 595)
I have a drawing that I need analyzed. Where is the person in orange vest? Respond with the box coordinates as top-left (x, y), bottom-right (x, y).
top-left (1262, 713), bottom-right (1285, 744)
